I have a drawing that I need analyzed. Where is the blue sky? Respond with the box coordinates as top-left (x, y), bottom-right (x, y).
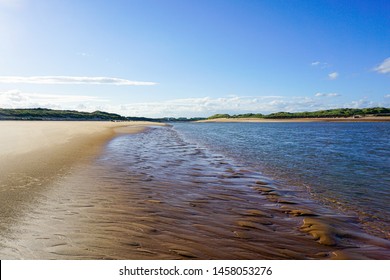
top-left (0, 0), bottom-right (389, 117)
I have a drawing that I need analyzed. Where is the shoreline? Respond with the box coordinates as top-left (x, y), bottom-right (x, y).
top-left (196, 116), bottom-right (390, 123)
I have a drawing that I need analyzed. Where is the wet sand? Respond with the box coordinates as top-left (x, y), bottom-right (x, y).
top-left (1, 125), bottom-right (389, 259)
top-left (197, 117), bottom-right (390, 123)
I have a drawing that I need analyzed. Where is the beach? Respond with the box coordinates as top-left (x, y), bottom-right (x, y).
top-left (1, 122), bottom-right (389, 259)
top-left (0, 121), bottom-right (160, 189)
top-left (0, 121), bottom-right (162, 248)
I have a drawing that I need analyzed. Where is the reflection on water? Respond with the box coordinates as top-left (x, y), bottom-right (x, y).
top-left (0, 126), bottom-right (389, 259)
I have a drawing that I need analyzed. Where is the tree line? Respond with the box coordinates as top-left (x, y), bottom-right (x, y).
top-left (207, 107), bottom-right (390, 119)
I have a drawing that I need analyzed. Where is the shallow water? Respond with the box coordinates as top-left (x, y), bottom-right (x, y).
top-left (173, 122), bottom-right (390, 238)
top-left (1, 125), bottom-right (389, 259)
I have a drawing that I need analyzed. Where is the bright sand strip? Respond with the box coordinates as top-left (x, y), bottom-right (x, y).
top-left (0, 121), bottom-right (162, 231)
top-left (0, 121), bottom-right (162, 174)
top-left (197, 116), bottom-right (390, 123)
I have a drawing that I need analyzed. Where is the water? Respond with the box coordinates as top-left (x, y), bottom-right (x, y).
top-left (173, 122), bottom-right (390, 237)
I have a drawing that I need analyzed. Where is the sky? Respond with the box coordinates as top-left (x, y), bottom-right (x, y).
top-left (0, 0), bottom-right (389, 117)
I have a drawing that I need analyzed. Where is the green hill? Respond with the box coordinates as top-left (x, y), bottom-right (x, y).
top-left (0, 108), bottom-right (204, 122)
top-left (208, 107), bottom-right (390, 119)
top-left (0, 108), bottom-right (126, 121)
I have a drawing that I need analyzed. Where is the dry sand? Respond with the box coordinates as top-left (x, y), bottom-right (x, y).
top-left (0, 121), bottom-right (161, 173)
top-left (197, 116), bottom-right (390, 123)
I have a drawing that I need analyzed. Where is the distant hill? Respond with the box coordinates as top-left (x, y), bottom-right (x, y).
top-left (208, 107), bottom-right (390, 119)
top-left (2, 107), bottom-right (389, 122)
top-left (0, 108), bottom-right (127, 121)
top-left (0, 108), bottom-right (205, 122)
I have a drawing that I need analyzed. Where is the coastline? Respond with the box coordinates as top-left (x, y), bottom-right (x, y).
top-left (196, 116), bottom-right (390, 123)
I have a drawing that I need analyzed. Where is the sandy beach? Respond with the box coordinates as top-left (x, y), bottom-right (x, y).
top-left (0, 120), bottom-right (160, 173)
top-left (0, 121), bottom-right (162, 241)
top-left (196, 116), bottom-right (390, 123)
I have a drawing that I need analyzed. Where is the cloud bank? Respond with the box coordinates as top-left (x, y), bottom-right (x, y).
top-left (1, 90), bottom-right (388, 118)
top-left (114, 96), bottom-right (340, 118)
top-left (0, 76), bottom-right (157, 86)
top-left (0, 90), bottom-right (107, 109)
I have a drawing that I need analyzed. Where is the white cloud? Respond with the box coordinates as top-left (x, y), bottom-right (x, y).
top-left (374, 57), bottom-right (390, 74)
top-left (315, 92), bottom-right (340, 97)
top-left (0, 76), bottom-right (157, 86)
top-left (109, 95), bottom-right (336, 118)
top-left (328, 72), bottom-right (339, 80)
top-left (311, 61), bottom-right (329, 69)
top-left (346, 99), bottom-right (380, 109)
top-left (385, 94), bottom-right (390, 98)
top-left (0, 90), bottom-right (107, 109)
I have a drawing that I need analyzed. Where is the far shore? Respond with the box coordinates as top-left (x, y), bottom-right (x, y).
top-left (196, 116), bottom-right (390, 123)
